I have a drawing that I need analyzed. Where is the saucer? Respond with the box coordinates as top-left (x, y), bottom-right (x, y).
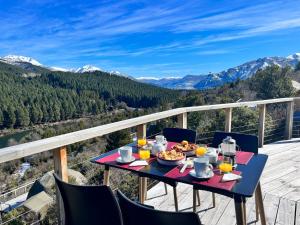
top-left (116, 156), bottom-right (135, 164)
top-left (189, 169), bottom-right (214, 180)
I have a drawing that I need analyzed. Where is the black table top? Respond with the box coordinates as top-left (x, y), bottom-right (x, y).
top-left (91, 143), bottom-right (268, 198)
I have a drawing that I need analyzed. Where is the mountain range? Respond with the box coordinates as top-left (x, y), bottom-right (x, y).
top-left (0, 55), bottom-right (122, 75)
top-left (1, 53), bottom-right (300, 90)
top-left (138, 53), bottom-right (300, 90)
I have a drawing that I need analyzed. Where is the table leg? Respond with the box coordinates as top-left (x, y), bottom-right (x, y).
top-left (234, 196), bottom-right (246, 225)
top-left (143, 178), bottom-right (147, 201)
top-left (139, 177), bottom-right (147, 204)
top-left (164, 183), bottom-right (168, 195)
top-left (242, 198), bottom-right (246, 223)
top-left (255, 182), bottom-right (266, 225)
top-left (212, 193), bottom-right (216, 208)
top-left (196, 190), bottom-right (201, 206)
top-left (139, 177), bottom-right (143, 203)
top-left (193, 189), bottom-right (197, 212)
top-left (255, 192), bottom-right (259, 221)
top-left (173, 187), bottom-right (179, 212)
top-left (103, 165), bottom-right (110, 186)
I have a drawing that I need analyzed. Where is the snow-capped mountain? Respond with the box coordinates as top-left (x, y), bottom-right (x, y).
top-left (138, 53), bottom-right (300, 90)
top-left (76, 65), bottom-right (102, 73)
top-left (136, 76), bottom-right (202, 89)
top-left (50, 66), bottom-right (73, 72)
top-left (0, 55), bottom-right (43, 67)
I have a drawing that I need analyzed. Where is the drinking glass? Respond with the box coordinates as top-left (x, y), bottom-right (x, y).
top-left (219, 156), bottom-right (233, 173)
top-left (138, 139), bottom-right (147, 147)
top-left (196, 144), bottom-right (207, 157)
top-left (139, 148), bottom-right (150, 160)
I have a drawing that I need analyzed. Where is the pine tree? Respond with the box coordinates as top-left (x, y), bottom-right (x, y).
top-left (3, 106), bottom-right (16, 128)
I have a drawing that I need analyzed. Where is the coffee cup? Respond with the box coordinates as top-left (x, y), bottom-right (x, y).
top-left (118, 146), bottom-right (132, 162)
top-left (193, 157), bottom-right (213, 177)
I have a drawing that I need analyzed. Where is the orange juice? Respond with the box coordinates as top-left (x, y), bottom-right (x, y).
top-left (196, 146), bottom-right (207, 157)
top-left (219, 163), bottom-right (232, 173)
top-left (139, 149), bottom-right (150, 160)
top-left (138, 139), bottom-right (147, 147)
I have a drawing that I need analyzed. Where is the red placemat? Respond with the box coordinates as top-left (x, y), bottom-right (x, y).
top-left (164, 166), bottom-right (241, 191)
top-left (95, 152), bottom-right (155, 171)
top-left (218, 151), bottom-right (254, 165)
top-left (236, 151), bottom-right (254, 164)
top-left (166, 142), bottom-right (177, 150)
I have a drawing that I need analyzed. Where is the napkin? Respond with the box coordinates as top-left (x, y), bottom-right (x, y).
top-left (129, 160), bottom-right (148, 167)
top-left (221, 173), bottom-right (242, 182)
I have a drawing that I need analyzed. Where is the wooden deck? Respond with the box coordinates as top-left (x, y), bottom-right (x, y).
top-left (145, 138), bottom-right (300, 225)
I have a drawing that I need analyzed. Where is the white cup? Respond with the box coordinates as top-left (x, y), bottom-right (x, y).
top-left (194, 157), bottom-right (213, 177)
top-left (155, 135), bottom-right (167, 144)
top-left (118, 146), bottom-right (132, 162)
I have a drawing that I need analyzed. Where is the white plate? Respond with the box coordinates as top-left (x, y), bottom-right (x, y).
top-left (184, 150), bottom-right (195, 157)
top-left (189, 169), bottom-right (214, 180)
top-left (157, 157), bottom-right (185, 166)
top-left (116, 156), bottom-right (136, 164)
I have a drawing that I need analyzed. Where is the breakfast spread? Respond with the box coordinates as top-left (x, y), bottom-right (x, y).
top-left (157, 149), bottom-right (185, 161)
top-left (171, 141), bottom-right (198, 152)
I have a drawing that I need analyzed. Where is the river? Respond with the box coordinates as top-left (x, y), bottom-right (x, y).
top-left (0, 130), bottom-right (31, 148)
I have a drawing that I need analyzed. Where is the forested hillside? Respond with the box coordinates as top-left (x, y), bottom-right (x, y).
top-left (0, 62), bottom-right (179, 129)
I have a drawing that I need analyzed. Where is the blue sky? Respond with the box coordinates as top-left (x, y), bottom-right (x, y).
top-left (0, 0), bottom-right (300, 78)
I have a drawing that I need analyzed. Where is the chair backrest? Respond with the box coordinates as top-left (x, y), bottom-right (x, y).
top-left (54, 174), bottom-right (123, 225)
top-left (163, 128), bottom-right (196, 143)
top-left (116, 190), bottom-right (201, 225)
top-left (211, 131), bottom-right (258, 153)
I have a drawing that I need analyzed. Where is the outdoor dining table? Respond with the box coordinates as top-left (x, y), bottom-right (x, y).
top-left (91, 141), bottom-right (268, 225)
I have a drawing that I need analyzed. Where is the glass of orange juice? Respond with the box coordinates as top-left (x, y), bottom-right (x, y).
top-left (219, 156), bottom-right (233, 173)
top-left (139, 148), bottom-right (150, 160)
top-left (137, 139), bottom-right (147, 147)
top-left (196, 144), bottom-right (207, 157)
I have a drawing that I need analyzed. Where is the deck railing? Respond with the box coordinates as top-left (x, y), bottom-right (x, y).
top-left (0, 97), bottom-right (299, 223)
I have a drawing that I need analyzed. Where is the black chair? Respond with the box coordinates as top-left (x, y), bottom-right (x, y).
top-left (211, 131), bottom-right (258, 153)
top-left (144, 128), bottom-right (198, 211)
top-left (193, 132), bottom-right (259, 220)
top-left (163, 128), bottom-right (197, 143)
top-left (27, 180), bottom-right (45, 200)
top-left (54, 174), bottom-right (123, 225)
top-left (117, 190), bottom-right (202, 225)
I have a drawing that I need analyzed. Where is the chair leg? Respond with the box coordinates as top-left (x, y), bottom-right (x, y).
top-left (196, 190), bottom-right (201, 206)
top-left (193, 189), bottom-right (197, 212)
top-left (212, 193), bottom-right (216, 208)
top-left (164, 183), bottom-right (168, 195)
top-left (173, 187), bottom-right (179, 212)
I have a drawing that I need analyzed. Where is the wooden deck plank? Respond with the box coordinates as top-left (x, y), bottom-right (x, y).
top-left (275, 197), bottom-right (296, 225)
top-left (244, 194), bottom-right (262, 225)
top-left (259, 194), bottom-right (280, 225)
top-left (200, 194), bottom-right (231, 225)
top-left (262, 170), bottom-right (298, 193)
top-left (215, 199), bottom-right (237, 225)
top-left (295, 201), bottom-right (300, 225)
